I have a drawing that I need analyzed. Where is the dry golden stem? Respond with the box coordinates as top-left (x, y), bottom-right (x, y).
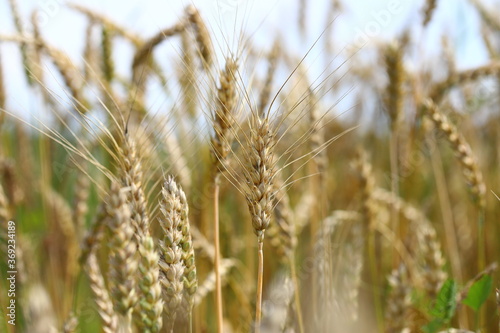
top-left (255, 241), bottom-right (264, 333)
top-left (213, 182), bottom-right (224, 333)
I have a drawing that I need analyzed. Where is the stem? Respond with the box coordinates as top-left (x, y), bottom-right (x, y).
top-left (367, 230), bottom-right (384, 333)
top-left (478, 208), bottom-right (486, 329)
top-left (189, 310), bottom-right (193, 333)
top-left (289, 251), bottom-right (305, 333)
top-left (389, 128), bottom-right (399, 266)
top-left (255, 241), bottom-right (264, 333)
top-left (477, 208), bottom-right (485, 272)
top-left (428, 136), bottom-right (463, 281)
top-left (213, 178), bottom-right (224, 333)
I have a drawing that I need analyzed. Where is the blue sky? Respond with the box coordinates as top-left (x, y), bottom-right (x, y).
top-left (0, 0), bottom-right (498, 120)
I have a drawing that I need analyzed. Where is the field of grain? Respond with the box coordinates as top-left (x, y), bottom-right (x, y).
top-left (1, 0), bottom-right (500, 332)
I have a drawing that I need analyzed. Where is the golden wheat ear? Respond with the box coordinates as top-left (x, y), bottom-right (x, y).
top-left (158, 175), bottom-right (186, 333)
top-left (106, 182), bottom-right (138, 331)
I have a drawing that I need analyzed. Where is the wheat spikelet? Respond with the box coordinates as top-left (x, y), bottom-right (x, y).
top-left (135, 236), bottom-right (163, 333)
top-left (178, 191), bottom-right (198, 317)
top-left (158, 176), bottom-right (186, 331)
top-left (186, 5), bottom-right (214, 68)
top-left (61, 312), bottom-right (78, 333)
top-left (353, 150), bottom-right (377, 230)
top-left (106, 182), bottom-right (138, 318)
top-left (414, 224), bottom-right (447, 298)
top-left (73, 170), bottom-right (90, 239)
top-left (212, 58), bottom-right (238, 175)
top-left (383, 40), bottom-right (404, 129)
top-left (268, 177), bottom-right (296, 261)
top-left (422, 99), bottom-right (486, 208)
top-left (83, 20), bottom-right (98, 83)
top-left (422, 0), bottom-right (438, 26)
top-left (7, 0), bottom-right (34, 84)
top-left (120, 134), bottom-right (150, 238)
top-left (101, 24), bottom-right (115, 83)
top-left (85, 252), bottom-right (118, 333)
top-left (179, 30), bottom-right (198, 118)
top-left (244, 114), bottom-right (276, 241)
top-left (385, 265), bottom-right (412, 333)
top-left (44, 188), bottom-right (79, 282)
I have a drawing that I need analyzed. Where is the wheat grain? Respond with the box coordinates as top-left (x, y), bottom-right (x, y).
top-left (422, 99), bottom-right (486, 208)
top-left (86, 252), bottom-right (119, 333)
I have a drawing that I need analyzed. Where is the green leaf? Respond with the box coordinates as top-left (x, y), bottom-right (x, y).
top-left (429, 279), bottom-right (458, 322)
top-left (421, 319), bottom-right (444, 333)
top-left (462, 275), bottom-right (493, 312)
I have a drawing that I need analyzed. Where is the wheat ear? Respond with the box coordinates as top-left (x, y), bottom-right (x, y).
top-left (135, 236), bottom-right (164, 333)
top-left (385, 265), bottom-right (412, 333)
top-left (422, 0), bottom-right (437, 26)
top-left (243, 114), bottom-right (277, 332)
top-left (186, 6), bottom-right (214, 68)
top-left (121, 134), bottom-right (150, 238)
top-left (106, 182), bottom-right (138, 332)
top-left (158, 176), bottom-right (185, 333)
top-left (211, 57), bottom-right (238, 333)
top-left (178, 189), bottom-right (198, 329)
top-left (85, 253), bottom-right (118, 333)
top-left (353, 150), bottom-right (384, 331)
top-left (422, 99), bottom-right (486, 208)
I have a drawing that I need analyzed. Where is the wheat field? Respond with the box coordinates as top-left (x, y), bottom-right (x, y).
top-left (0, 0), bottom-right (500, 332)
